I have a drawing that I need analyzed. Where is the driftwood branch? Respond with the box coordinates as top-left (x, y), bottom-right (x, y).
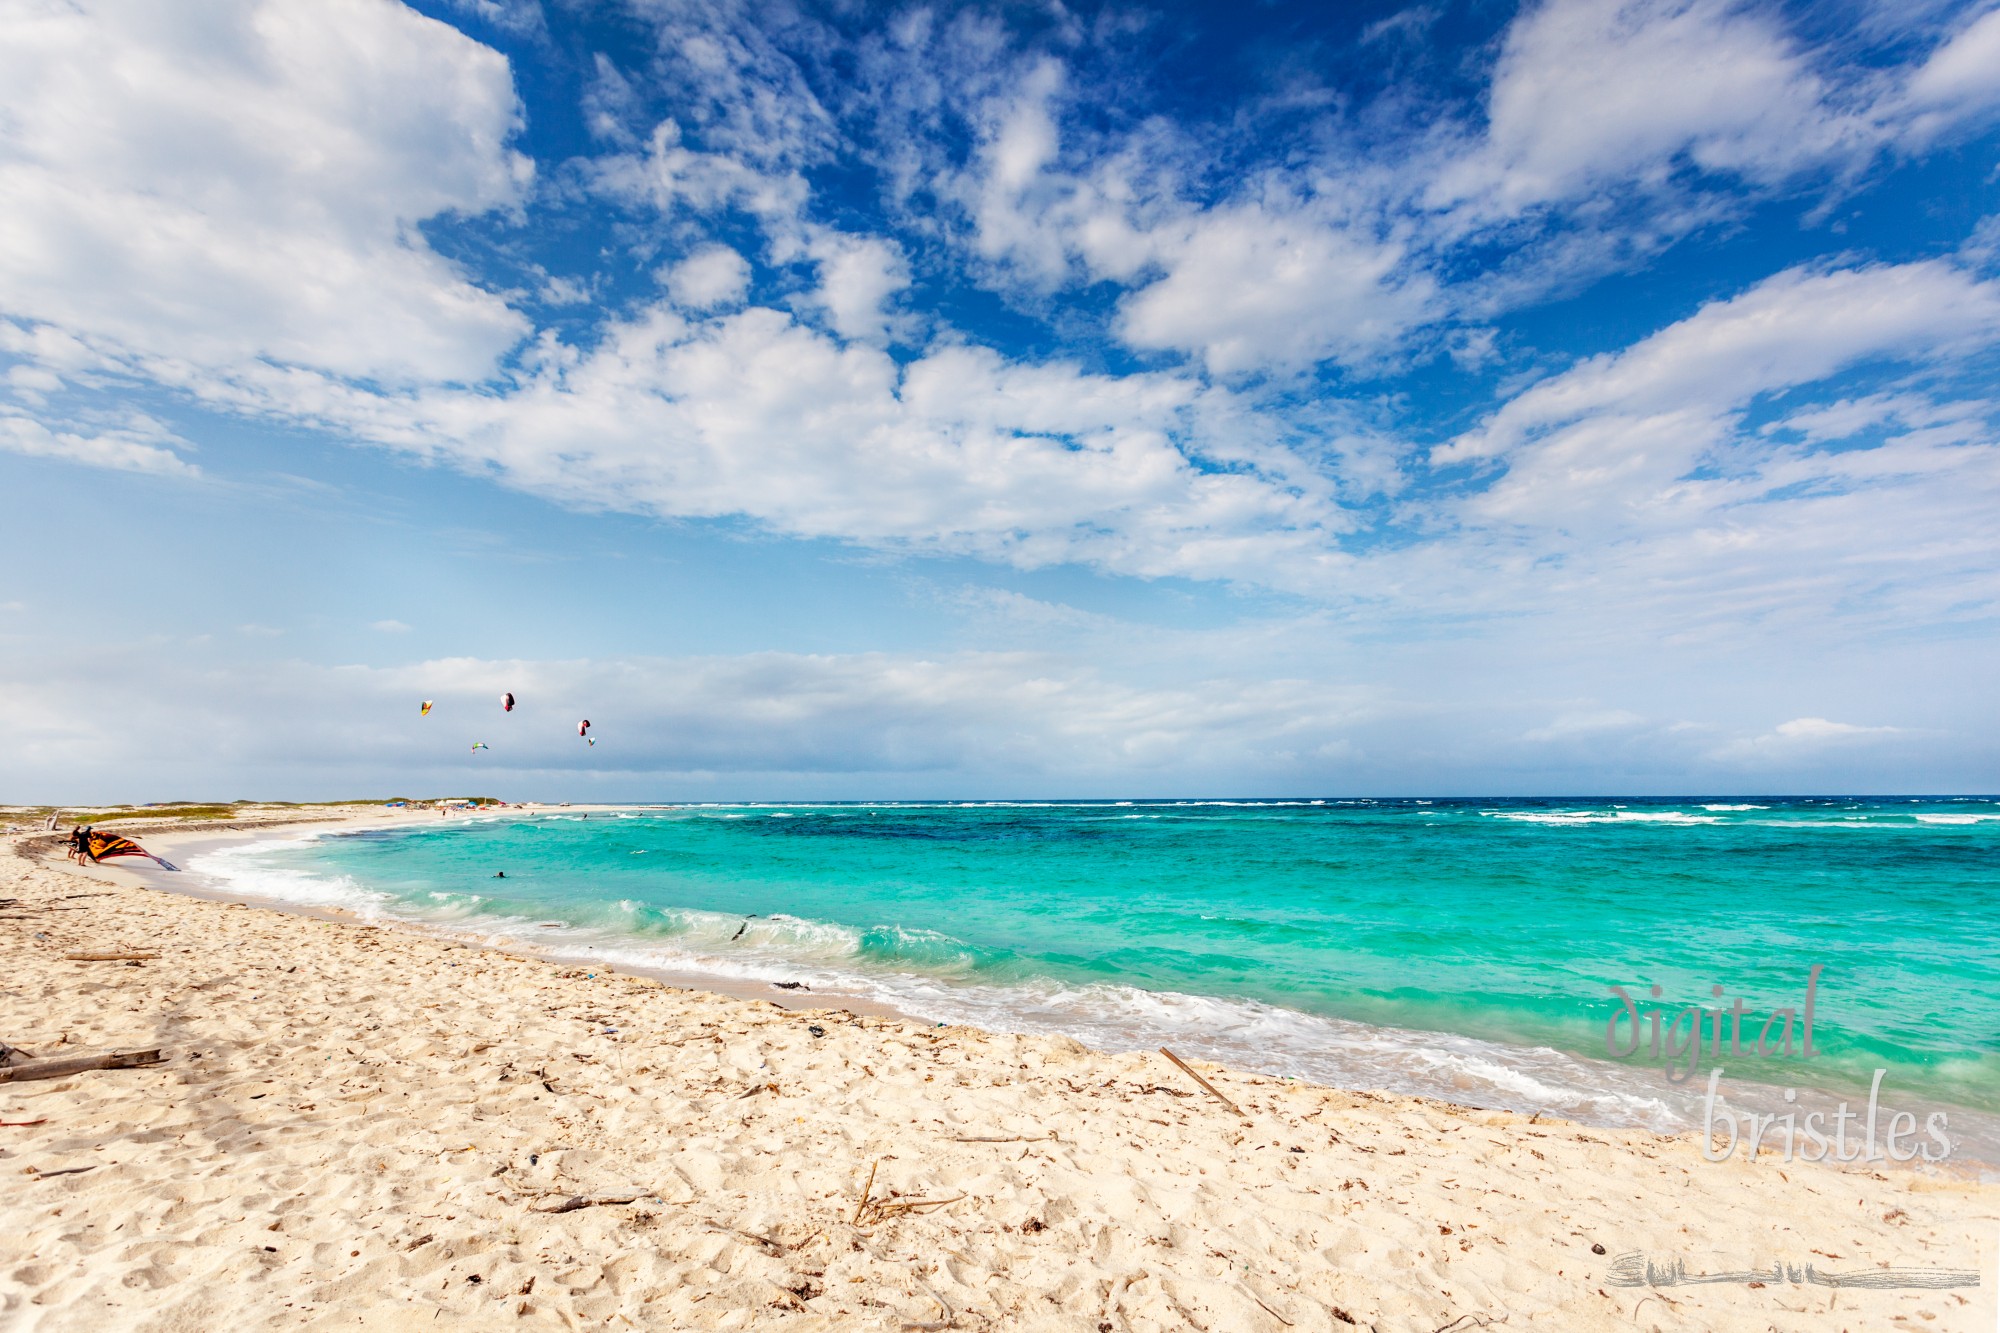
top-left (64, 952), bottom-right (159, 963)
top-left (0, 1049), bottom-right (164, 1084)
top-left (1158, 1047), bottom-right (1243, 1116)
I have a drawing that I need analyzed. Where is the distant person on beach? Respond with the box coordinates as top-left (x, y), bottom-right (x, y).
top-left (74, 826), bottom-right (97, 864)
top-left (64, 826), bottom-right (82, 862)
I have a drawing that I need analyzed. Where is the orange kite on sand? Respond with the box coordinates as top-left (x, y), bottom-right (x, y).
top-left (83, 831), bottom-right (178, 871)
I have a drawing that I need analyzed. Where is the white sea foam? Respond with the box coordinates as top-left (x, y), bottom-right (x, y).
top-left (187, 840), bottom-right (392, 916)
top-left (1915, 813), bottom-right (2000, 825)
top-left (1700, 804), bottom-right (1767, 811)
top-left (1485, 809), bottom-right (1720, 826)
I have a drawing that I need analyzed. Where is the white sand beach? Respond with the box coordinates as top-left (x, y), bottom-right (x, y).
top-left (2, 809), bottom-right (1994, 1331)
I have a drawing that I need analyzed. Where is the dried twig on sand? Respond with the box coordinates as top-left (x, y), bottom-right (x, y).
top-left (63, 952), bottom-right (159, 963)
top-left (1158, 1047), bottom-right (1243, 1115)
top-left (848, 1223), bottom-right (957, 1330)
top-left (1247, 1290), bottom-right (1295, 1325)
top-left (851, 1160), bottom-right (879, 1225)
top-left (0, 1049), bottom-right (163, 1084)
top-left (948, 1132), bottom-right (1058, 1143)
top-left (702, 1220), bottom-right (787, 1252)
top-left (862, 1194), bottom-right (966, 1224)
top-left (1432, 1313), bottom-right (1509, 1333)
top-left (533, 1191), bottom-right (647, 1214)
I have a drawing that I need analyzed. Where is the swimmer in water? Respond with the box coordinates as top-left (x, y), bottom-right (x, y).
top-left (494, 870), bottom-right (506, 878)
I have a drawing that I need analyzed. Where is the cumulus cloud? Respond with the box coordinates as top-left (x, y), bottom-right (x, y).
top-left (798, 231), bottom-right (911, 345)
top-left (351, 306), bottom-right (1349, 587)
top-left (0, 0), bottom-right (532, 384)
top-left (1438, 260), bottom-right (2000, 529)
top-left (1432, 0), bottom-right (1857, 215)
top-left (1116, 203), bottom-right (1437, 375)
top-left (662, 245), bottom-right (752, 310)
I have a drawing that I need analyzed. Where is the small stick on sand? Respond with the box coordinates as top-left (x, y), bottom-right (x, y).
top-left (534, 1192), bottom-right (644, 1214)
top-left (1247, 1290), bottom-right (1295, 1326)
top-left (1432, 1313), bottom-right (1509, 1333)
top-left (704, 1220), bottom-right (786, 1252)
top-left (64, 952), bottom-right (160, 963)
top-left (948, 1132), bottom-right (1058, 1143)
top-left (851, 1159), bottom-right (879, 1225)
top-left (1158, 1048), bottom-right (1243, 1116)
top-left (899, 1272), bottom-right (956, 1330)
top-left (869, 1194), bottom-right (965, 1221)
top-left (0, 1049), bottom-right (163, 1084)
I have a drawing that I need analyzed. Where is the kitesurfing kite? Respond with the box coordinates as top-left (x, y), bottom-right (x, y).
top-left (578, 719), bottom-right (591, 738)
top-left (84, 831), bottom-right (178, 871)
top-left (420, 700), bottom-right (433, 716)
top-left (501, 692), bottom-right (515, 712)
top-left (471, 742), bottom-right (490, 752)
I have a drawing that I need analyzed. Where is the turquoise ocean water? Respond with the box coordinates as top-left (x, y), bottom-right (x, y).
top-left (193, 797), bottom-right (2000, 1159)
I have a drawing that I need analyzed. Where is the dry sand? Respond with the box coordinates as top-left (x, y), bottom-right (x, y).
top-left (1, 810), bottom-right (1994, 1331)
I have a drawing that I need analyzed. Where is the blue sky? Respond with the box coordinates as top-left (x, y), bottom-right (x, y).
top-left (3, 0), bottom-right (1999, 800)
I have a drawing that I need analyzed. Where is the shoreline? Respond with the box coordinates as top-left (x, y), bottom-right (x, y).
top-left (105, 806), bottom-right (917, 1024)
top-left (4, 811), bottom-right (1997, 1329)
top-left (116, 805), bottom-right (2000, 1174)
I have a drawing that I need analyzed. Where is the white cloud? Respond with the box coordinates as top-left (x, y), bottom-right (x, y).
top-left (1438, 259), bottom-right (2000, 495)
top-left (371, 619), bottom-right (412, 633)
top-left (0, 0), bottom-right (532, 385)
top-left (0, 411), bottom-right (195, 475)
top-left (965, 58), bottom-right (1075, 287)
top-left (442, 0), bottom-right (545, 39)
top-left (1900, 6), bottom-right (2000, 141)
top-left (1116, 202), bottom-right (1437, 375)
top-left (1772, 716), bottom-right (1902, 740)
top-left (1710, 715), bottom-right (1910, 763)
top-left (588, 118), bottom-right (811, 228)
top-left (800, 231), bottom-right (911, 345)
top-left (1432, 0), bottom-right (1857, 216)
top-left (352, 304), bottom-right (1348, 588)
top-left (662, 245), bottom-right (752, 310)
